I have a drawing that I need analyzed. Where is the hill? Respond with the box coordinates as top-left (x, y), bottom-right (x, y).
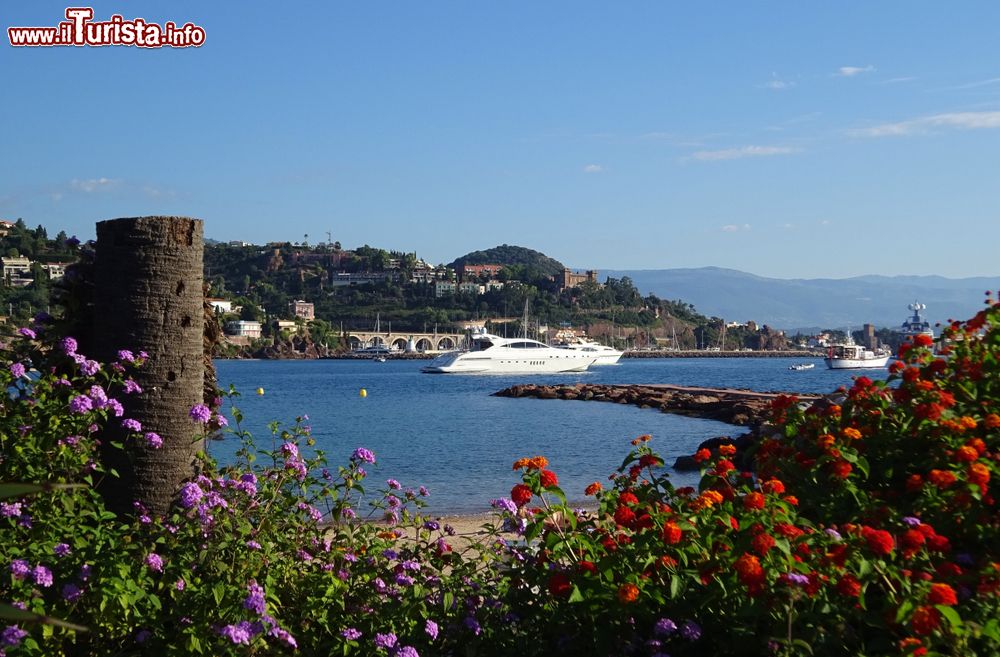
top-left (449, 245), bottom-right (565, 278)
top-left (600, 267), bottom-right (996, 330)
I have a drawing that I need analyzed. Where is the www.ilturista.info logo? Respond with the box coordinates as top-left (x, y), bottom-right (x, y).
top-left (8, 7), bottom-right (205, 48)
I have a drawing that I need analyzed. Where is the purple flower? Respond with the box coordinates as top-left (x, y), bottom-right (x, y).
top-left (17, 327), bottom-right (36, 339)
top-left (396, 647), bottom-right (420, 657)
top-left (175, 578), bottom-right (185, 590)
top-left (824, 528), bottom-right (842, 541)
top-left (218, 622), bottom-right (252, 645)
top-left (88, 385), bottom-right (108, 407)
top-left (681, 620), bottom-right (702, 641)
top-left (124, 379), bottom-right (142, 394)
top-left (419, 485), bottom-right (430, 497)
top-left (2, 625), bottom-right (28, 647)
top-left (351, 447), bottom-right (376, 464)
top-left (244, 581), bottom-right (266, 615)
top-left (144, 432), bottom-right (163, 449)
top-left (9, 362), bottom-right (26, 378)
top-left (654, 618), bottom-right (677, 636)
top-left (10, 560), bottom-right (30, 580)
top-left (374, 632), bottom-right (397, 649)
top-left (464, 616), bottom-right (482, 636)
top-left (178, 482), bottom-right (204, 509)
top-left (246, 540), bottom-right (262, 550)
top-left (54, 543), bottom-right (71, 557)
top-left (118, 350), bottom-right (136, 363)
top-left (60, 336), bottom-right (78, 355)
top-left (145, 553), bottom-right (163, 573)
top-left (69, 395), bottom-right (93, 414)
top-left (121, 418), bottom-right (142, 432)
top-left (135, 629), bottom-right (151, 643)
top-left (80, 360), bottom-right (100, 376)
top-left (62, 583), bottom-right (83, 602)
top-left (423, 520), bottom-right (440, 531)
top-left (342, 508), bottom-right (356, 520)
top-left (401, 559), bottom-right (421, 572)
top-left (341, 628), bottom-right (362, 641)
top-left (0, 502), bottom-right (22, 518)
top-left (394, 573), bottom-right (414, 586)
top-left (786, 573), bottom-right (810, 587)
top-left (386, 478), bottom-right (401, 490)
top-left (490, 498), bottom-right (517, 514)
top-left (32, 565), bottom-right (53, 587)
top-left (213, 414), bottom-right (229, 428)
top-left (902, 516), bottom-right (922, 527)
top-left (188, 404), bottom-right (212, 423)
top-left (424, 619), bottom-right (439, 640)
top-left (269, 627), bottom-right (297, 648)
top-left (107, 399), bottom-right (124, 417)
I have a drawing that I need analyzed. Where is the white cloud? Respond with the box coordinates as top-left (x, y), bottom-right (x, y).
top-left (582, 164), bottom-right (604, 174)
top-left (836, 65), bottom-right (876, 77)
top-left (946, 77), bottom-right (1000, 90)
top-left (881, 76), bottom-right (917, 85)
top-left (721, 224), bottom-right (751, 232)
top-left (70, 177), bottom-right (119, 193)
top-left (762, 72), bottom-right (794, 90)
top-left (849, 111), bottom-right (1000, 137)
top-left (690, 145), bottom-right (798, 161)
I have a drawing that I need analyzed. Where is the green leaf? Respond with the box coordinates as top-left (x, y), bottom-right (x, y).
top-left (936, 605), bottom-right (963, 631)
top-left (568, 585), bottom-right (584, 603)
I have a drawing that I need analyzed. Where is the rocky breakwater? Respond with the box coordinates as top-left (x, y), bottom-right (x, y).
top-left (494, 383), bottom-right (825, 471)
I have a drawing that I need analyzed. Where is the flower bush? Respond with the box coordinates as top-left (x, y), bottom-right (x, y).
top-left (1, 293), bottom-right (998, 656)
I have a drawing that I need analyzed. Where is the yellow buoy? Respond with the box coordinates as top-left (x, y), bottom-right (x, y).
top-left (256, 387), bottom-right (264, 396)
top-left (359, 388), bottom-right (368, 398)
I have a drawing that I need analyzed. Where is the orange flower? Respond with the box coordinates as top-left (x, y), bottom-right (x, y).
top-left (959, 416), bottom-right (978, 430)
top-left (527, 456), bottom-right (549, 471)
top-left (512, 458), bottom-right (530, 470)
top-left (617, 583), bottom-right (639, 603)
top-left (955, 446), bottom-right (978, 463)
top-left (969, 462), bottom-right (990, 487)
top-left (539, 469), bottom-right (559, 488)
top-left (762, 479), bottom-right (785, 494)
top-left (734, 553), bottom-right (766, 594)
top-left (985, 413), bottom-right (1000, 429)
top-left (818, 434), bottom-right (836, 449)
top-left (841, 427), bottom-right (862, 441)
top-left (927, 583), bottom-right (957, 606)
top-left (743, 492), bottom-right (765, 511)
top-left (928, 469), bottom-right (957, 489)
top-left (752, 533), bottom-right (775, 556)
top-left (718, 444), bottom-right (737, 456)
top-left (662, 521), bottom-right (683, 544)
top-left (584, 481), bottom-right (603, 496)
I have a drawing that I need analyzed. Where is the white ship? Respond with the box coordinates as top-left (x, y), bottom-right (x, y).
top-left (823, 339), bottom-right (891, 370)
top-left (421, 328), bottom-right (598, 374)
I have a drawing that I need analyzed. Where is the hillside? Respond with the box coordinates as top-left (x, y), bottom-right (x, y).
top-left (448, 245), bottom-right (565, 278)
top-left (601, 267), bottom-right (996, 330)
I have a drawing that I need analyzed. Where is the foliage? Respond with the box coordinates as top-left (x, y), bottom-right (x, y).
top-left (3, 297), bottom-right (996, 656)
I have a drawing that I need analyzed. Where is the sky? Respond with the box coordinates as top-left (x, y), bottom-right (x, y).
top-left (2, 2), bottom-right (999, 279)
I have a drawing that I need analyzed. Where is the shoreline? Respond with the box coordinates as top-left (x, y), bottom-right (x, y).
top-left (215, 350), bottom-right (824, 361)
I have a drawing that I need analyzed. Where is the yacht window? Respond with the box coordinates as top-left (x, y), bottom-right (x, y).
top-left (508, 341), bottom-right (531, 349)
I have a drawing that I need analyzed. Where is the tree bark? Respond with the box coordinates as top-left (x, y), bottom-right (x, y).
top-left (93, 217), bottom-right (204, 516)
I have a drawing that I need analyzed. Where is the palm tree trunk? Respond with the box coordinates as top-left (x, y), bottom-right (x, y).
top-left (93, 216), bottom-right (204, 516)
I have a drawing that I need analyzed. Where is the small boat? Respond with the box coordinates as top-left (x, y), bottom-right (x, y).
top-left (422, 328), bottom-right (598, 374)
top-left (789, 363), bottom-right (815, 371)
top-left (375, 356), bottom-right (387, 363)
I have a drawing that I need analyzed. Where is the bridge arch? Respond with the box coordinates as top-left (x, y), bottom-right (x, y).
top-left (390, 337), bottom-right (408, 351)
top-left (367, 336), bottom-right (386, 348)
top-left (415, 338), bottom-right (432, 352)
top-left (346, 336), bottom-right (363, 350)
top-left (437, 337), bottom-right (456, 350)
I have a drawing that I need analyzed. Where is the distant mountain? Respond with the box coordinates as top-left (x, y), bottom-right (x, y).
top-left (450, 245), bottom-right (565, 278)
top-left (599, 267), bottom-right (996, 330)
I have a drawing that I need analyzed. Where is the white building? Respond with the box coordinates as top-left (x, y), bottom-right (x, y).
top-left (225, 320), bottom-right (262, 339)
top-left (434, 281), bottom-right (456, 298)
top-left (208, 298), bottom-right (233, 314)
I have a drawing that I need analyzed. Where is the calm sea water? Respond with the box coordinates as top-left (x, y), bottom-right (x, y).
top-left (211, 358), bottom-right (885, 514)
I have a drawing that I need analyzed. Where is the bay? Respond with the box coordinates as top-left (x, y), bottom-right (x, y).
top-left (211, 358), bottom-right (885, 514)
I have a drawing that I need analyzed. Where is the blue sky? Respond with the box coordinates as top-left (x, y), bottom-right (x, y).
top-left (2, 2), bottom-right (999, 278)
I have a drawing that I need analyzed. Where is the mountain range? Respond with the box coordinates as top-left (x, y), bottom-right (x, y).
top-left (599, 267), bottom-right (997, 331)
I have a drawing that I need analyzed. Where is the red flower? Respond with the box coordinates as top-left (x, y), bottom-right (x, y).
top-left (638, 454), bottom-right (661, 467)
top-left (584, 481), bottom-right (603, 496)
top-left (614, 505), bottom-right (637, 527)
top-left (743, 492), bottom-right (765, 511)
top-left (969, 462), bottom-right (990, 487)
top-left (619, 491), bottom-right (639, 506)
top-left (955, 446), bottom-right (978, 463)
top-left (662, 521), bottom-right (683, 544)
top-left (692, 448), bottom-right (712, 463)
top-left (927, 583), bottom-right (957, 606)
top-left (751, 533), bottom-right (775, 556)
top-left (830, 460), bottom-right (853, 479)
top-left (617, 583), bottom-right (639, 603)
top-left (540, 469), bottom-right (559, 488)
top-left (901, 529), bottom-right (926, 556)
top-left (861, 527), bottom-right (895, 556)
top-left (928, 470), bottom-right (957, 489)
top-left (914, 334), bottom-right (934, 348)
top-left (910, 605), bottom-right (941, 635)
top-left (577, 560), bottom-right (597, 575)
top-left (762, 479), bottom-right (785, 495)
top-left (511, 484), bottom-right (532, 507)
top-left (734, 553), bottom-right (766, 595)
top-left (548, 572), bottom-right (572, 598)
top-left (836, 574), bottom-right (861, 597)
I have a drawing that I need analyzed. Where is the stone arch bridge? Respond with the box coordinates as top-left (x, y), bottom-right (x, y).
top-left (345, 330), bottom-right (467, 353)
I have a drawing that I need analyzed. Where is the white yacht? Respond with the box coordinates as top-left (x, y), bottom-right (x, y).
top-left (421, 329), bottom-right (598, 374)
top-left (823, 339), bottom-right (891, 370)
top-left (900, 301), bottom-right (934, 341)
top-left (552, 338), bottom-right (623, 365)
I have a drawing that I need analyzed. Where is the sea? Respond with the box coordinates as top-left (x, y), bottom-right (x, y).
top-left (210, 358), bottom-right (887, 515)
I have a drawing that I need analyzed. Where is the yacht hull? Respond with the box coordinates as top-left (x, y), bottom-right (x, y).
top-left (823, 355), bottom-right (890, 369)
top-left (422, 352), bottom-right (596, 374)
